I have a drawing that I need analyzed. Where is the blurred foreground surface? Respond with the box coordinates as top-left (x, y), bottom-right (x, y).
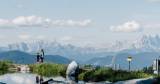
top-left (0, 73), bottom-right (159, 84)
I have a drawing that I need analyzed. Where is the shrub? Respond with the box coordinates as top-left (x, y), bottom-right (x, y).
top-left (0, 61), bottom-right (11, 75)
top-left (29, 63), bottom-right (67, 77)
top-left (29, 63), bottom-right (153, 82)
top-left (79, 68), bottom-right (152, 82)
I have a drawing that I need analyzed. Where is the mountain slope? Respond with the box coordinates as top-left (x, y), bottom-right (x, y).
top-left (85, 52), bottom-right (159, 69)
top-left (85, 56), bottom-right (113, 66)
top-left (0, 50), bottom-right (71, 64)
top-left (7, 41), bottom-right (98, 62)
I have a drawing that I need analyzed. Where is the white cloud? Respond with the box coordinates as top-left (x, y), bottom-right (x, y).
top-left (18, 34), bottom-right (47, 40)
top-left (18, 34), bottom-right (31, 40)
top-left (0, 15), bottom-right (92, 28)
top-left (52, 19), bottom-right (91, 27)
top-left (12, 16), bottom-right (47, 27)
top-left (0, 19), bottom-right (12, 27)
top-left (110, 21), bottom-right (142, 32)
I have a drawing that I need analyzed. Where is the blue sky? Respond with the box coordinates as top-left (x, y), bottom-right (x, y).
top-left (0, 0), bottom-right (160, 47)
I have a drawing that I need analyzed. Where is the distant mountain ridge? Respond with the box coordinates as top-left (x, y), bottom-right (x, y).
top-left (4, 35), bottom-right (160, 53)
top-left (0, 50), bottom-right (71, 64)
top-left (99, 35), bottom-right (160, 53)
top-left (85, 52), bottom-right (159, 69)
top-left (0, 35), bottom-right (160, 69)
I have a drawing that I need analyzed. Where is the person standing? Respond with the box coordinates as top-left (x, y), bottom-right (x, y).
top-left (40, 49), bottom-right (44, 63)
top-left (36, 52), bottom-right (40, 63)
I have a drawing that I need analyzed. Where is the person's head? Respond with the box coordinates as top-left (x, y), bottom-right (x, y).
top-left (41, 49), bottom-right (44, 52)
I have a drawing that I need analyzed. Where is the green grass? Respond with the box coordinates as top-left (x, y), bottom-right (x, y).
top-left (0, 60), bottom-right (156, 83)
top-left (29, 63), bottom-right (67, 77)
top-left (79, 68), bottom-right (153, 82)
top-left (0, 60), bottom-right (11, 75)
top-left (29, 63), bottom-right (153, 82)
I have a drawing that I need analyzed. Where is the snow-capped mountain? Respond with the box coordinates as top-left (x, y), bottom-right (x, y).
top-left (7, 40), bottom-right (96, 54)
top-left (5, 40), bottom-right (98, 61)
top-left (0, 35), bottom-right (160, 67)
top-left (102, 40), bottom-right (132, 52)
top-left (1, 34), bottom-right (160, 62)
top-left (131, 35), bottom-right (160, 52)
top-left (3, 35), bottom-right (160, 53)
top-left (0, 35), bottom-right (159, 68)
top-left (103, 35), bottom-right (160, 53)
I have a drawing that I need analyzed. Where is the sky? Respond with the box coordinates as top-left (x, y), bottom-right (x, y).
top-left (0, 0), bottom-right (160, 47)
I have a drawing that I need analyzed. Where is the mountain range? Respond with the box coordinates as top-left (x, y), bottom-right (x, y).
top-left (0, 35), bottom-right (160, 69)
top-left (5, 35), bottom-right (160, 52)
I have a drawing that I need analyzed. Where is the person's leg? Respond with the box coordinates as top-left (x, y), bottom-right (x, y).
top-left (42, 58), bottom-right (44, 63)
top-left (38, 56), bottom-right (40, 63)
top-left (37, 56), bottom-right (38, 62)
top-left (40, 57), bottom-right (42, 63)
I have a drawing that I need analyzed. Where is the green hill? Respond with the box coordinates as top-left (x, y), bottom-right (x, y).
top-left (0, 50), bottom-right (71, 64)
